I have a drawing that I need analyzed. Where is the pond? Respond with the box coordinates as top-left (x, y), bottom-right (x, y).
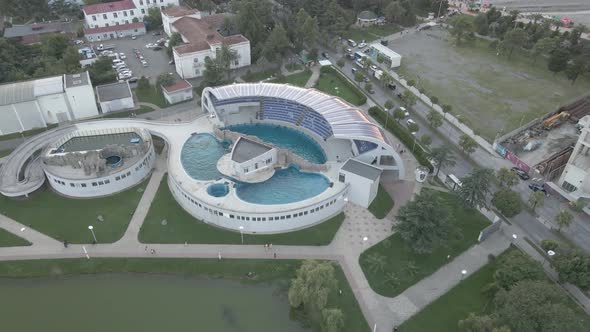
top-left (0, 274), bottom-right (308, 332)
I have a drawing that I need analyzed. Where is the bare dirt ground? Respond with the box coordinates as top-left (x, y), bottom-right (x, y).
top-left (390, 28), bottom-right (590, 141)
top-left (487, 0), bottom-right (590, 25)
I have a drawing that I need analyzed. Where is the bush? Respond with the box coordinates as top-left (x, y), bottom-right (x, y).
top-left (320, 66), bottom-right (367, 105)
top-left (368, 106), bottom-right (433, 171)
top-left (540, 239), bottom-right (559, 252)
top-left (407, 79), bottom-right (416, 87)
top-left (430, 96), bottom-right (439, 104)
top-left (492, 189), bottom-right (522, 217)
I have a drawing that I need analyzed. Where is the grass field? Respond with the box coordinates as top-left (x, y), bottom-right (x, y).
top-left (368, 185), bottom-right (394, 219)
top-left (0, 258), bottom-right (370, 332)
top-left (344, 24), bottom-right (402, 42)
top-left (0, 149), bottom-right (14, 158)
top-left (242, 69), bottom-right (280, 82)
top-left (0, 124), bottom-right (59, 142)
top-left (139, 175), bottom-right (344, 245)
top-left (134, 87), bottom-right (168, 108)
top-left (0, 228), bottom-right (31, 247)
top-left (0, 181), bottom-right (147, 243)
top-left (270, 71), bottom-right (312, 87)
top-left (315, 69), bottom-right (366, 106)
top-left (360, 190), bottom-right (490, 297)
top-left (394, 29), bottom-right (590, 141)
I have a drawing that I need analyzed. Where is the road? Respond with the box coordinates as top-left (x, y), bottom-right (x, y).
top-left (322, 32), bottom-right (590, 252)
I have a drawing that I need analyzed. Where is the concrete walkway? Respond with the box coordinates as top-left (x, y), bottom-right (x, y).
top-left (304, 65), bottom-right (321, 88)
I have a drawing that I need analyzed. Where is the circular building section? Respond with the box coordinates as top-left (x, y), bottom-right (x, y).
top-left (42, 127), bottom-right (155, 198)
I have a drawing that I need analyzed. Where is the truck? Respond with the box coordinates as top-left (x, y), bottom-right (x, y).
top-left (97, 44), bottom-right (115, 51)
top-left (374, 69), bottom-right (383, 80)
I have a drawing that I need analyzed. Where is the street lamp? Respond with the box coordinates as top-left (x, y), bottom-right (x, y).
top-left (461, 269), bottom-right (467, 280)
top-left (239, 226), bottom-right (244, 244)
top-left (511, 234), bottom-right (517, 246)
top-left (88, 225), bottom-right (97, 243)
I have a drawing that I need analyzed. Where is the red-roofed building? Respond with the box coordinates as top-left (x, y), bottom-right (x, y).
top-left (83, 0), bottom-right (179, 38)
top-left (85, 22), bottom-right (146, 42)
top-left (163, 9), bottom-right (251, 79)
top-left (161, 80), bottom-right (193, 104)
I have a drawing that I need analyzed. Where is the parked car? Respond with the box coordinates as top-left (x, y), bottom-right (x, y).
top-left (528, 183), bottom-right (547, 194)
top-left (127, 77), bottom-right (139, 83)
top-left (387, 83), bottom-right (397, 90)
top-left (406, 119), bottom-right (418, 135)
top-left (370, 65), bottom-right (378, 71)
top-left (363, 76), bottom-right (370, 82)
top-left (152, 31), bottom-right (161, 36)
top-left (145, 43), bottom-right (156, 48)
top-left (119, 53), bottom-right (126, 59)
top-left (321, 52), bottom-right (329, 59)
top-left (358, 42), bottom-right (367, 49)
top-left (131, 35), bottom-right (137, 40)
top-left (511, 167), bottom-right (530, 180)
top-left (400, 107), bottom-right (409, 117)
top-left (347, 39), bottom-right (357, 47)
top-left (351, 67), bottom-right (357, 74)
top-left (153, 46), bottom-right (163, 51)
top-left (74, 39), bottom-right (84, 45)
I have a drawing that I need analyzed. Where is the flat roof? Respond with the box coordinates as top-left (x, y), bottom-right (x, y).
top-left (231, 137), bottom-right (272, 163)
top-left (369, 43), bottom-right (402, 59)
top-left (340, 158), bottom-right (382, 181)
top-left (3, 22), bottom-right (75, 38)
top-left (64, 72), bottom-right (90, 88)
top-left (163, 80), bottom-right (192, 93)
top-left (96, 82), bottom-right (132, 102)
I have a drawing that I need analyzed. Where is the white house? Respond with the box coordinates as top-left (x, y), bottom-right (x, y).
top-left (161, 6), bottom-right (201, 36)
top-left (0, 72), bottom-right (99, 135)
top-left (96, 81), bottom-right (135, 113)
top-left (557, 116), bottom-right (590, 203)
top-left (163, 8), bottom-right (251, 79)
top-left (338, 159), bottom-right (382, 208)
top-left (369, 43), bottom-right (402, 68)
top-left (161, 80), bottom-right (193, 104)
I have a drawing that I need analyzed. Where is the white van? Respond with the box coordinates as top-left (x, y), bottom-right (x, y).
top-left (112, 59), bottom-right (123, 65)
top-left (347, 39), bottom-right (357, 47)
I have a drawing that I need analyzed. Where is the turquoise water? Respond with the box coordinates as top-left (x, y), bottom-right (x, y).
top-left (225, 123), bottom-right (327, 164)
top-left (181, 134), bottom-right (226, 181)
top-left (0, 274), bottom-right (308, 332)
top-left (236, 166), bottom-right (330, 204)
top-left (207, 183), bottom-right (230, 197)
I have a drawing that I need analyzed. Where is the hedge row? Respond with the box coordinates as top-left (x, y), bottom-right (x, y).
top-left (368, 106), bottom-right (434, 171)
top-left (320, 66), bottom-right (367, 105)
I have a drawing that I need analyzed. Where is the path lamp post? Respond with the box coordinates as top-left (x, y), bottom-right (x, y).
top-left (239, 226), bottom-right (244, 244)
top-left (88, 225), bottom-right (97, 243)
top-left (546, 250), bottom-right (556, 266)
top-left (362, 236), bottom-right (368, 249)
top-left (461, 269), bottom-right (467, 280)
top-left (511, 234), bottom-right (517, 246)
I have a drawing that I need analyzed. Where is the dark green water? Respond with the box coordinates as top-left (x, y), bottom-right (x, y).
top-left (0, 274), bottom-right (308, 332)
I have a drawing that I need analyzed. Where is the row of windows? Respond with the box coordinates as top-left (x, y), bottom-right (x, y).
top-left (49, 151), bottom-right (153, 189)
top-left (177, 184), bottom-right (338, 222)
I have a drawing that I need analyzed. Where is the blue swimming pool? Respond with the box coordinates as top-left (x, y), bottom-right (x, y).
top-left (224, 123), bottom-right (327, 164)
top-left (236, 166), bottom-right (330, 205)
top-left (181, 134), bottom-right (226, 181)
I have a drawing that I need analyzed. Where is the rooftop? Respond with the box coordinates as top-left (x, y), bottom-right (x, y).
top-left (162, 6), bottom-right (200, 17)
top-left (84, 22), bottom-right (145, 35)
top-left (162, 80), bottom-right (192, 93)
top-left (231, 137), bottom-right (272, 163)
top-left (83, 0), bottom-right (136, 15)
top-left (340, 159), bottom-right (382, 181)
top-left (64, 72), bottom-right (90, 88)
top-left (3, 22), bottom-right (76, 38)
top-left (358, 10), bottom-right (378, 20)
top-left (172, 15), bottom-right (249, 55)
top-left (369, 43), bottom-right (402, 59)
top-left (96, 82), bottom-right (132, 102)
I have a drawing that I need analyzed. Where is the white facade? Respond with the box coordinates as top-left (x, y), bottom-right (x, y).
top-left (558, 123), bottom-right (590, 201)
top-left (83, 0), bottom-right (179, 29)
top-left (99, 97), bottom-right (135, 113)
top-left (338, 160), bottom-right (381, 208)
top-left (174, 41), bottom-right (251, 79)
top-left (162, 7), bottom-right (201, 36)
top-left (369, 43), bottom-right (402, 68)
top-left (229, 137), bottom-right (277, 177)
top-left (96, 82), bottom-right (135, 113)
top-left (161, 80), bottom-right (193, 104)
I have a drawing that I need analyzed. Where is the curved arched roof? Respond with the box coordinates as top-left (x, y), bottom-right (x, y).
top-left (205, 83), bottom-right (388, 145)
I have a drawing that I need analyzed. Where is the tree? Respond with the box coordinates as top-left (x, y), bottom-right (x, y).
top-left (420, 134), bottom-right (432, 147)
top-left (407, 121), bottom-right (419, 134)
top-left (402, 90), bottom-right (417, 108)
top-left (167, 32), bottom-right (183, 57)
top-left (87, 57), bottom-right (116, 85)
top-left (458, 313), bottom-right (498, 332)
top-left (143, 7), bottom-right (163, 30)
top-left (532, 37), bottom-right (558, 63)
top-left (459, 168), bottom-right (493, 208)
top-left (496, 168), bottom-right (519, 188)
top-left (336, 58), bottom-right (345, 68)
top-left (380, 71), bottom-right (392, 87)
top-left (202, 56), bottom-right (226, 87)
top-left (288, 260), bottom-right (338, 311)
top-left (377, 54), bottom-right (385, 63)
top-left (442, 104), bottom-right (452, 117)
top-left (354, 71), bottom-right (364, 82)
top-left (384, 99), bottom-right (394, 110)
top-left (492, 189), bottom-right (522, 217)
top-left (262, 25), bottom-right (290, 64)
top-left (494, 281), bottom-right (584, 332)
top-left (548, 48), bottom-right (569, 76)
top-left (426, 110), bottom-right (443, 128)
top-left (500, 28), bottom-right (527, 58)
top-left (364, 252), bottom-right (386, 273)
top-left (41, 33), bottom-right (69, 59)
top-left (555, 210), bottom-right (574, 232)
top-left (474, 13), bottom-right (489, 35)
top-left (430, 96), bottom-right (439, 105)
top-left (365, 82), bottom-right (373, 93)
top-left (136, 76), bottom-right (150, 90)
top-left (554, 248), bottom-right (590, 290)
top-left (449, 15), bottom-right (474, 44)
top-left (216, 43), bottom-right (238, 80)
top-left (492, 250), bottom-right (544, 291)
top-left (301, 16), bottom-right (320, 49)
top-left (393, 108), bottom-right (406, 122)
top-left (565, 55), bottom-right (590, 84)
top-left (395, 189), bottom-right (454, 253)
top-left (528, 191), bottom-right (545, 213)
top-left (321, 308), bottom-right (345, 332)
top-left (156, 73), bottom-right (174, 88)
top-left (428, 146), bottom-right (456, 177)
top-left (62, 47), bottom-right (81, 72)
top-left (458, 134), bottom-right (477, 154)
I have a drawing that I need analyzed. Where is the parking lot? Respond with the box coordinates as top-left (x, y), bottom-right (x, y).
top-left (88, 32), bottom-right (179, 84)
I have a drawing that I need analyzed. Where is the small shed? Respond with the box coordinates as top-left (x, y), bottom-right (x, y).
top-left (357, 10), bottom-right (378, 27)
top-left (369, 43), bottom-right (402, 68)
top-left (338, 159), bottom-right (382, 208)
top-left (162, 80), bottom-right (193, 104)
top-left (96, 81), bottom-right (134, 113)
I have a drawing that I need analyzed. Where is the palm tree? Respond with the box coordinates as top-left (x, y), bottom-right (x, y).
top-left (382, 272), bottom-right (400, 289)
top-left (427, 147), bottom-right (457, 177)
top-left (555, 210), bottom-right (574, 232)
top-left (404, 261), bottom-right (419, 277)
top-left (528, 191), bottom-right (545, 213)
top-left (365, 253), bottom-right (387, 273)
top-left (459, 168), bottom-right (494, 208)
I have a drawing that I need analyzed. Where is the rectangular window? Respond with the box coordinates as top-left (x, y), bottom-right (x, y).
top-left (98, 181), bottom-right (104, 185)
top-left (246, 217), bottom-right (250, 221)
top-left (123, 11), bottom-right (127, 17)
top-left (127, 171), bottom-right (131, 176)
top-left (113, 13), bottom-right (118, 18)
top-left (304, 211), bottom-right (308, 215)
top-left (130, 10), bottom-right (134, 15)
top-left (280, 216), bottom-right (285, 220)
top-left (141, 9), bottom-right (145, 14)
top-left (92, 15), bottom-right (96, 21)
top-left (230, 215), bottom-right (234, 219)
top-left (235, 60), bottom-right (239, 66)
top-left (103, 14), bottom-right (107, 19)
top-left (262, 217), bottom-right (266, 221)
top-left (139, 0), bottom-right (143, 4)
top-left (286, 215), bottom-right (291, 219)
top-left (70, 183), bottom-right (75, 187)
top-left (121, 174), bottom-right (126, 179)
top-left (92, 182), bottom-right (98, 187)
top-left (115, 176), bottom-right (121, 181)
top-left (105, 180), bottom-right (110, 184)
top-left (81, 183), bottom-right (87, 188)
top-left (339, 173), bottom-right (346, 183)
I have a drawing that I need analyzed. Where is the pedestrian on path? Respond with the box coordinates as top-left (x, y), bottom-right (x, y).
top-left (264, 244), bottom-right (268, 251)
top-left (274, 253), bottom-right (277, 259)
top-left (150, 249), bottom-right (156, 255)
top-left (63, 240), bottom-right (68, 248)
top-left (144, 246), bottom-right (148, 252)
top-left (218, 251), bottom-right (222, 261)
top-left (269, 243), bottom-right (273, 250)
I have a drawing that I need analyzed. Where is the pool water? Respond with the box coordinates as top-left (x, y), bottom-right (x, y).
top-left (181, 134), bottom-right (226, 181)
top-left (207, 183), bottom-right (230, 197)
top-left (236, 166), bottom-right (330, 205)
top-left (225, 123), bottom-right (327, 164)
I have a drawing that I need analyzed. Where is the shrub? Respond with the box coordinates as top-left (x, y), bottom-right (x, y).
top-left (407, 79), bottom-right (416, 87)
top-left (492, 189), bottom-right (522, 217)
top-left (430, 96), bottom-right (439, 104)
top-left (368, 106), bottom-right (433, 171)
top-left (540, 239), bottom-right (559, 252)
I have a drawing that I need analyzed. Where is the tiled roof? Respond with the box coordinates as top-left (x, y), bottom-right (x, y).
top-left (83, 0), bottom-right (136, 15)
top-left (163, 80), bottom-right (192, 92)
top-left (162, 6), bottom-right (199, 17)
top-left (84, 22), bottom-right (145, 35)
top-left (172, 15), bottom-right (249, 55)
top-left (174, 42), bottom-right (210, 54)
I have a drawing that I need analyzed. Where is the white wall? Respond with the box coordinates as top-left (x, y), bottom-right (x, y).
top-left (100, 96), bottom-right (135, 113)
top-left (232, 148), bottom-right (277, 175)
top-left (13, 102), bottom-right (46, 131)
top-left (174, 41), bottom-right (251, 79)
top-left (37, 93), bottom-right (71, 124)
top-left (0, 105), bottom-right (23, 135)
top-left (85, 8), bottom-right (141, 29)
top-left (44, 145), bottom-right (155, 198)
top-left (163, 89), bottom-right (193, 104)
top-left (339, 170), bottom-right (379, 208)
top-left (66, 83), bottom-right (100, 120)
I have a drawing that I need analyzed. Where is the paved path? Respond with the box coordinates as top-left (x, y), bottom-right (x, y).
top-left (304, 65), bottom-right (321, 88)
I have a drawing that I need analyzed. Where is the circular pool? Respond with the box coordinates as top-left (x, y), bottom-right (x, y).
top-left (105, 155), bottom-right (122, 168)
top-left (180, 134), bottom-right (225, 181)
top-left (207, 183), bottom-right (229, 197)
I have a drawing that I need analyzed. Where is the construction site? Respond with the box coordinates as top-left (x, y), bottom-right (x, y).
top-left (495, 95), bottom-right (590, 183)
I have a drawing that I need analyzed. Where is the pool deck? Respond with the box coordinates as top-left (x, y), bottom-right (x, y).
top-left (216, 153), bottom-right (276, 183)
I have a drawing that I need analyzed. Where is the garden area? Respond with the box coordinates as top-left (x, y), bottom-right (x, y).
top-left (0, 228), bottom-right (30, 247)
top-left (270, 71), bottom-right (312, 87)
top-left (134, 84), bottom-right (167, 108)
top-left (368, 184), bottom-right (394, 219)
top-left (344, 24), bottom-right (402, 43)
top-left (360, 189), bottom-right (489, 297)
top-left (139, 176), bottom-right (344, 245)
top-left (0, 180), bottom-right (147, 243)
top-left (399, 249), bottom-right (590, 332)
top-left (315, 67), bottom-right (366, 106)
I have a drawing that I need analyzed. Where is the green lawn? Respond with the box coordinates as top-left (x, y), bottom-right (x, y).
top-left (0, 258), bottom-right (369, 332)
top-left (0, 124), bottom-right (59, 142)
top-left (315, 69), bottom-right (366, 106)
top-left (102, 106), bottom-right (156, 119)
top-left (0, 180), bottom-right (148, 243)
top-left (242, 69), bottom-right (281, 82)
top-left (368, 184), bottom-right (394, 219)
top-left (0, 228), bottom-right (31, 247)
top-left (344, 24), bottom-right (402, 42)
top-left (398, 251), bottom-right (503, 332)
top-left (134, 87), bottom-right (168, 108)
top-left (0, 149), bottom-right (14, 158)
top-left (270, 71), bottom-right (312, 87)
top-left (139, 175), bottom-right (344, 245)
top-left (360, 190), bottom-right (490, 297)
